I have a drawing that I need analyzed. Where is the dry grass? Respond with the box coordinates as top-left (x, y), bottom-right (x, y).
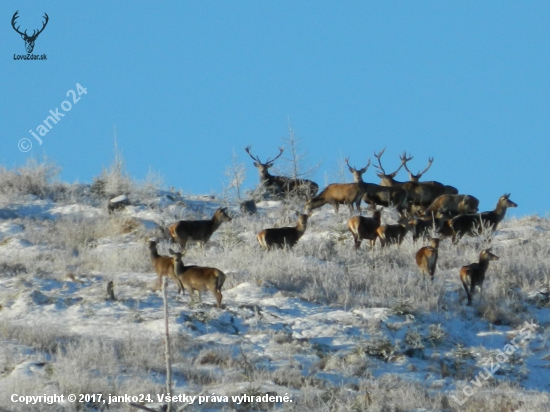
top-left (1, 160), bottom-right (549, 411)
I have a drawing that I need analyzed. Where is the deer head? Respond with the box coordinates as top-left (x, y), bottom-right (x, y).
top-left (245, 145), bottom-right (284, 179)
top-left (345, 157), bottom-right (370, 183)
top-left (12, 11), bottom-right (49, 53)
top-left (373, 148), bottom-right (408, 185)
top-left (401, 152), bottom-right (433, 182)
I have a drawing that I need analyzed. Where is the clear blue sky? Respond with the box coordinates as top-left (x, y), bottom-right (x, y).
top-left (2, 1), bottom-right (549, 217)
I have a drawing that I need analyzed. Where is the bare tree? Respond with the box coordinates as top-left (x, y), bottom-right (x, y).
top-left (223, 149), bottom-right (246, 200)
top-left (278, 123), bottom-right (321, 181)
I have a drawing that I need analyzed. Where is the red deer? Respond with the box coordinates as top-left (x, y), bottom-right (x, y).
top-left (424, 194), bottom-right (479, 218)
top-left (401, 153), bottom-right (458, 208)
top-left (257, 212), bottom-right (310, 250)
top-left (373, 148), bottom-right (408, 187)
top-left (347, 210), bottom-right (382, 250)
top-left (245, 146), bottom-right (318, 199)
top-left (402, 154), bottom-right (458, 195)
top-left (148, 240), bottom-right (181, 293)
top-left (409, 215), bottom-right (440, 241)
top-left (376, 221), bottom-right (409, 247)
top-left (306, 183), bottom-right (364, 214)
top-left (168, 207), bottom-right (232, 249)
top-left (345, 158), bottom-right (408, 217)
top-left (415, 237), bottom-right (440, 280)
top-left (436, 217), bottom-right (455, 239)
top-left (374, 149), bottom-right (458, 213)
top-left (171, 250), bottom-right (226, 308)
top-left (460, 248), bottom-right (499, 305)
top-left (449, 194), bottom-right (517, 243)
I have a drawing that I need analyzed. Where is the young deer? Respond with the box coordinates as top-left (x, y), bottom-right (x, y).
top-left (257, 211), bottom-right (310, 250)
top-left (450, 194), bottom-right (517, 243)
top-left (148, 240), bottom-right (181, 293)
top-left (171, 250), bottom-right (226, 308)
top-left (376, 219), bottom-right (409, 247)
top-left (415, 237), bottom-right (440, 280)
top-left (347, 210), bottom-right (382, 250)
top-left (169, 207), bottom-right (232, 249)
top-left (460, 248), bottom-right (499, 306)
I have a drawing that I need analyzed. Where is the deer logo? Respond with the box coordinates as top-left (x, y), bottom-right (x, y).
top-left (11, 11), bottom-right (49, 53)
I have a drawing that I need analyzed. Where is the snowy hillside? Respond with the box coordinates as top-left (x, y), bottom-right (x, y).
top-left (1, 164), bottom-right (550, 411)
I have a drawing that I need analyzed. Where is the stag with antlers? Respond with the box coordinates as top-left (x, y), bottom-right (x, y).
top-left (245, 146), bottom-right (318, 199)
top-left (401, 152), bottom-right (458, 194)
top-left (12, 11), bottom-right (49, 53)
top-left (373, 149), bottom-right (458, 213)
top-left (345, 157), bottom-right (407, 217)
top-left (373, 148), bottom-right (409, 187)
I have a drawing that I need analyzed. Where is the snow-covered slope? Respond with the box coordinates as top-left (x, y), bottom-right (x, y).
top-left (1, 194), bottom-right (549, 411)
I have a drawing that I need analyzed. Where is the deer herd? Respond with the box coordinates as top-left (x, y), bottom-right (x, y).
top-left (146, 147), bottom-right (517, 308)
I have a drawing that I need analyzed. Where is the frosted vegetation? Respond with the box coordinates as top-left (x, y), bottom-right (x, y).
top-left (1, 159), bottom-right (549, 411)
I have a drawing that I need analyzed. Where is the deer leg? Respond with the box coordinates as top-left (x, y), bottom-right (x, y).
top-left (213, 290), bottom-right (223, 308)
top-left (478, 285), bottom-right (483, 304)
top-left (460, 274), bottom-right (472, 306)
top-left (170, 275), bottom-right (183, 294)
top-left (369, 238), bottom-right (376, 250)
top-left (188, 289), bottom-right (196, 304)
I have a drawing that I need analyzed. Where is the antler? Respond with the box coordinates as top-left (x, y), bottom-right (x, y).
top-left (362, 158), bottom-right (371, 173)
top-left (375, 148), bottom-right (407, 177)
top-left (345, 157), bottom-right (353, 171)
top-left (373, 148), bottom-right (387, 173)
top-left (30, 13), bottom-right (49, 39)
top-left (402, 152), bottom-right (433, 181)
top-left (346, 157), bottom-right (370, 174)
top-left (266, 147), bottom-right (284, 166)
top-left (11, 11), bottom-right (25, 36)
top-left (245, 145), bottom-right (284, 167)
top-left (417, 157), bottom-right (434, 178)
top-left (400, 152), bottom-right (414, 176)
top-left (244, 145), bottom-right (261, 163)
